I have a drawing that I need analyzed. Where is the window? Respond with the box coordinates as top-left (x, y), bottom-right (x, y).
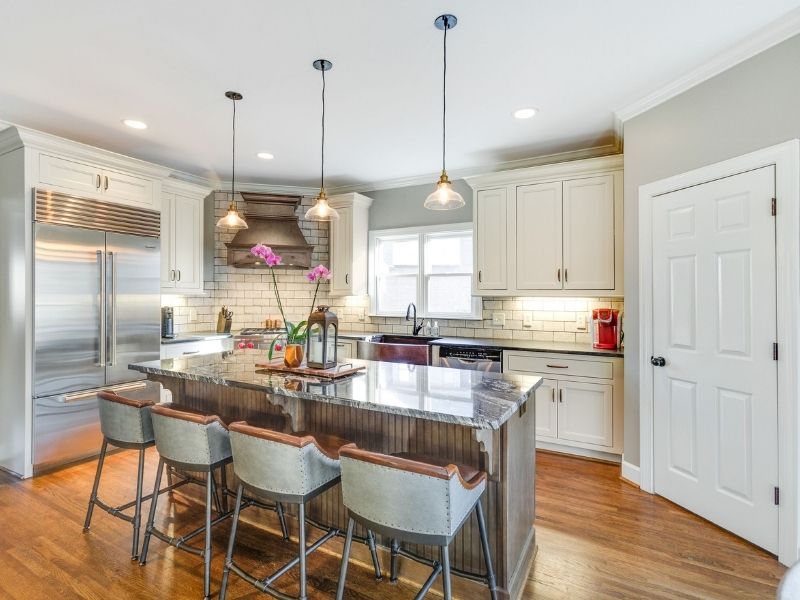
top-left (369, 223), bottom-right (481, 319)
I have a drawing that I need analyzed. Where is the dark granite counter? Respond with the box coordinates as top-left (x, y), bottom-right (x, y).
top-left (130, 351), bottom-right (541, 430)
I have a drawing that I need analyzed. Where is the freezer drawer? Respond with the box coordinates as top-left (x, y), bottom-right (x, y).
top-left (33, 381), bottom-right (160, 472)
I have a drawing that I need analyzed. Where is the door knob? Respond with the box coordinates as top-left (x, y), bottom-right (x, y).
top-left (650, 356), bottom-right (666, 367)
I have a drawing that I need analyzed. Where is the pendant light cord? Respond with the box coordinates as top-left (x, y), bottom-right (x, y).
top-left (442, 18), bottom-right (447, 174)
top-left (321, 66), bottom-right (326, 192)
top-left (231, 96), bottom-right (237, 198)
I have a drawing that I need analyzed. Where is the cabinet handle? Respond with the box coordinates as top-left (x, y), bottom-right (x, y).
top-left (478, 270), bottom-right (482, 283)
top-left (345, 273), bottom-right (349, 284)
top-left (182, 350), bottom-right (199, 355)
top-left (551, 387), bottom-right (555, 403)
top-left (564, 268), bottom-right (568, 283)
top-left (96, 174), bottom-right (101, 189)
top-left (169, 269), bottom-right (175, 281)
top-left (177, 269), bottom-right (181, 281)
top-left (103, 175), bottom-right (109, 190)
top-left (557, 268), bottom-right (560, 282)
top-left (546, 364), bottom-right (569, 369)
top-left (559, 389), bottom-right (564, 403)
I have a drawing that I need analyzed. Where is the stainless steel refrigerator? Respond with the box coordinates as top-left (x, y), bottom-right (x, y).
top-left (33, 217), bottom-right (161, 471)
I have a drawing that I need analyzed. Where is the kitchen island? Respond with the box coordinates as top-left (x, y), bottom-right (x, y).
top-left (130, 352), bottom-right (541, 600)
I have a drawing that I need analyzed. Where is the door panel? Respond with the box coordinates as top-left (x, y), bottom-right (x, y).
top-left (160, 194), bottom-right (175, 288)
top-left (102, 168), bottom-right (155, 207)
top-left (557, 380), bottom-right (613, 446)
top-left (330, 206), bottom-right (353, 295)
top-left (173, 193), bottom-right (201, 290)
top-left (534, 378), bottom-right (558, 439)
top-left (39, 154), bottom-right (99, 195)
top-left (517, 182), bottom-right (562, 289)
top-left (475, 188), bottom-right (507, 290)
top-left (34, 224), bottom-right (106, 396)
top-left (652, 165), bottom-right (778, 553)
top-left (104, 233), bottom-right (161, 385)
top-left (562, 175), bottom-right (614, 289)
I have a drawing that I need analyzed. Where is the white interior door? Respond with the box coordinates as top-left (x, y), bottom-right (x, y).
top-left (652, 166), bottom-right (778, 553)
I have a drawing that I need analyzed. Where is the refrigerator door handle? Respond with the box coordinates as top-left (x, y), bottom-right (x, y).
top-left (108, 251), bottom-right (117, 366)
top-left (97, 250), bottom-right (106, 367)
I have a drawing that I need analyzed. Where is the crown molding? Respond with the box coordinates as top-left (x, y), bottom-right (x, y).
top-left (615, 7), bottom-right (800, 123)
top-left (327, 143), bottom-right (621, 194)
top-left (464, 154), bottom-right (623, 189)
top-left (168, 169), bottom-right (317, 197)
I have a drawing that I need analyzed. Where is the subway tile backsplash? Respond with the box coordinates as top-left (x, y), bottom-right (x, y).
top-left (165, 192), bottom-right (623, 344)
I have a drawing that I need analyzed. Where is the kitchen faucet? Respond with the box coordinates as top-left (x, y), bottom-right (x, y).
top-left (406, 302), bottom-right (424, 336)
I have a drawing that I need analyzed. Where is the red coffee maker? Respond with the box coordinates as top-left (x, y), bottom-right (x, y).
top-left (591, 309), bottom-right (621, 349)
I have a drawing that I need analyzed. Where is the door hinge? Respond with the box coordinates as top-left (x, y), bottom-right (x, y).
top-left (772, 197), bottom-right (776, 216)
top-left (775, 486), bottom-right (780, 505)
top-left (773, 343), bottom-right (778, 361)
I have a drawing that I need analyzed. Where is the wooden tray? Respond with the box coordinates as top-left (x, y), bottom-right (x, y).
top-left (255, 360), bottom-right (365, 380)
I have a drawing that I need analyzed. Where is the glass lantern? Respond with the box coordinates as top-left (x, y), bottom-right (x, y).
top-left (306, 306), bottom-right (338, 369)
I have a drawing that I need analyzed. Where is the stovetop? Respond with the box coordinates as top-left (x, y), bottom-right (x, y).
top-left (237, 328), bottom-right (284, 336)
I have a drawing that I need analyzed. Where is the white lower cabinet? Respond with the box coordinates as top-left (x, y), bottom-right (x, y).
top-left (161, 337), bottom-right (234, 360)
top-left (335, 339), bottom-right (357, 360)
top-left (506, 350), bottom-right (623, 458)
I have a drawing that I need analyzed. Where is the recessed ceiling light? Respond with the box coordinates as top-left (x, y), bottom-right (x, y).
top-left (122, 119), bottom-right (148, 130)
top-left (256, 152), bottom-right (274, 160)
top-left (513, 107), bottom-right (538, 119)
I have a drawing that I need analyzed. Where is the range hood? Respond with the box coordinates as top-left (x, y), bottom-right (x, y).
top-left (225, 192), bottom-right (314, 268)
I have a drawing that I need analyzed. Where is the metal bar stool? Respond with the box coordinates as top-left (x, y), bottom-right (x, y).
top-left (336, 448), bottom-right (498, 600)
top-left (220, 423), bottom-right (382, 600)
top-left (83, 389), bottom-right (190, 560)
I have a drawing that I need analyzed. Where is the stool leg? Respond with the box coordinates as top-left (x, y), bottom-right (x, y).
top-left (298, 502), bottom-right (308, 600)
top-left (220, 464), bottom-right (229, 513)
top-left (390, 539), bottom-right (399, 582)
top-left (139, 457), bottom-right (164, 566)
top-left (220, 484), bottom-right (244, 600)
top-left (335, 517), bottom-right (355, 600)
top-left (276, 502), bottom-right (289, 540)
top-left (83, 438), bottom-right (108, 531)
top-left (203, 471), bottom-right (213, 600)
top-left (441, 546), bottom-right (452, 600)
top-left (367, 529), bottom-right (382, 580)
top-left (210, 473), bottom-right (223, 516)
top-left (475, 500), bottom-right (498, 600)
top-left (166, 464), bottom-right (174, 492)
top-left (130, 447), bottom-right (146, 560)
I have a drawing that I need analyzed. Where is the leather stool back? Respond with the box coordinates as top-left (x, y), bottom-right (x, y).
top-left (150, 403), bottom-right (231, 469)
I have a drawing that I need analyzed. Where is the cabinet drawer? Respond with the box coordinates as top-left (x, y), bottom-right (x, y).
top-left (506, 352), bottom-right (613, 379)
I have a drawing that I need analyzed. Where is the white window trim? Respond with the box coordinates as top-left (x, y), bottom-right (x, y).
top-left (368, 222), bottom-right (482, 320)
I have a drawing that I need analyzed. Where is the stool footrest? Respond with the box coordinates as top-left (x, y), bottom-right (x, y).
top-left (89, 473), bottom-right (192, 524)
top-left (396, 546), bottom-right (493, 586)
top-left (146, 508), bottom-right (234, 557)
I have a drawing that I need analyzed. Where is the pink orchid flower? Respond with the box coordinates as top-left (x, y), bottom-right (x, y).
top-left (306, 264), bottom-right (331, 282)
top-left (251, 244), bottom-right (283, 267)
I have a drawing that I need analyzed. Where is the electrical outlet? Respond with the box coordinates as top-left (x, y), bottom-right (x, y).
top-left (523, 313), bottom-right (533, 328)
top-left (576, 314), bottom-right (587, 330)
top-left (492, 312), bottom-right (506, 327)
top-left (188, 308), bottom-right (198, 323)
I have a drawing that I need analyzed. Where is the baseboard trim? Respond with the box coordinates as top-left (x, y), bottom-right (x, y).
top-left (621, 457), bottom-right (641, 487)
top-left (536, 440), bottom-right (621, 463)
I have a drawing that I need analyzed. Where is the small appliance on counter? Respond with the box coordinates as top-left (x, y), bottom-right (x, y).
top-left (591, 309), bottom-right (622, 349)
top-left (161, 306), bottom-right (175, 339)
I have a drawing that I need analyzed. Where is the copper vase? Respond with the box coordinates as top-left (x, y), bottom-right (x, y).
top-left (284, 344), bottom-right (304, 368)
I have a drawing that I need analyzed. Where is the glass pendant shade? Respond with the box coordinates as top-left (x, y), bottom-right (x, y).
top-left (424, 172), bottom-right (465, 210)
top-left (216, 201), bottom-right (248, 230)
top-left (304, 191), bottom-right (340, 222)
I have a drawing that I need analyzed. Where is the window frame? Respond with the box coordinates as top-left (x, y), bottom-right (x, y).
top-left (368, 222), bottom-right (482, 320)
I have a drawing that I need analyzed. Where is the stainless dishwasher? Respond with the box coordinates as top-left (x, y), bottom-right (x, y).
top-left (433, 345), bottom-right (502, 372)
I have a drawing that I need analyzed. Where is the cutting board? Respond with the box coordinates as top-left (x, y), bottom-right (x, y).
top-left (255, 360), bottom-right (365, 379)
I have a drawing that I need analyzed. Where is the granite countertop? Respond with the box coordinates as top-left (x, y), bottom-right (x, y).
top-left (161, 332), bottom-right (233, 345)
top-left (130, 352), bottom-right (541, 430)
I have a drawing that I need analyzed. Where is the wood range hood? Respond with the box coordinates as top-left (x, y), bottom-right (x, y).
top-left (225, 192), bottom-right (314, 269)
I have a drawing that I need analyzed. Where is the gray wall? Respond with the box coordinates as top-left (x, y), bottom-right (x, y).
top-left (366, 179), bottom-right (473, 230)
top-left (623, 34), bottom-right (800, 466)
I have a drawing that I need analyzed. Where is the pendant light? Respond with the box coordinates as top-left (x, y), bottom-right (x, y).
top-left (216, 91), bottom-right (248, 230)
top-left (424, 14), bottom-right (464, 211)
top-left (305, 59), bottom-right (340, 222)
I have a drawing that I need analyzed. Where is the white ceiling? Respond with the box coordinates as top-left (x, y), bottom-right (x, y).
top-left (1, 1), bottom-right (799, 187)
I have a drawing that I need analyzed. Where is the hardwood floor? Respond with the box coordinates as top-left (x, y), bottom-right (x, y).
top-left (0, 449), bottom-right (785, 599)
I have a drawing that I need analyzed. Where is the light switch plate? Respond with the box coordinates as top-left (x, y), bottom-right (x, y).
top-left (577, 314), bottom-right (587, 330)
top-left (492, 312), bottom-right (506, 327)
top-left (523, 313), bottom-right (533, 328)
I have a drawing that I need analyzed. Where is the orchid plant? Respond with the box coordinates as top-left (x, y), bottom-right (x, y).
top-left (250, 244), bottom-right (332, 359)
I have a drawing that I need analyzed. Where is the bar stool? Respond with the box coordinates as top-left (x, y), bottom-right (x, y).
top-left (83, 389), bottom-right (189, 560)
top-left (139, 403), bottom-right (236, 600)
top-left (336, 449), bottom-right (498, 600)
top-left (219, 423), bottom-right (382, 600)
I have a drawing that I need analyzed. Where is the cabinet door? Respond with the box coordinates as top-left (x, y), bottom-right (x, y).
top-left (160, 194), bottom-right (175, 289)
top-left (335, 339), bottom-right (355, 360)
top-left (534, 378), bottom-right (559, 439)
top-left (557, 380), bottom-right (613, 447)
top-left (39, 154), bottom-right (100, 195)
top-left (172, 193), bottom-right (202, 292)
top-left (475, 188), bottom-right (507, 290)
top-left (516, 182), bottom-right (563, 289)
top-left (562, 175), bottom-right (615, 289)
top-left (102, 168), bottom-right (155, 208)
top-left (329, 206), bottom-right (353, 295)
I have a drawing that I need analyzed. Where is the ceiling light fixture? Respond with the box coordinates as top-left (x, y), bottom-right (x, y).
top-left (122, 119), bottom-right (148, 130)
top-left (513, 107), bottom-right (538, 119)
top-left (216, 91), bottom-right (248, 230)
top-left (424, 14), bottom-right (464, 211)
top-left (256, 152), bottom-right (274, 160)
top-left (305, 59), bottom-right (340, 222)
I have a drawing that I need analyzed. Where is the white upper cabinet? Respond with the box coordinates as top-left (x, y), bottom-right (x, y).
top-left (467, 155), bottom-right (623, 296)
top-left (475, 188), bottom-right (507, 290)
top-left (516, 182), bottom-right (563, 290)
top-left (102, 168), bottom-right (155, 208)
top-left (562, 175), bottom-right (614, 289)
top-left (39, 154), bottom-right (100, 196)
top-left (161, 182), bottom-right (208, 295)
top-left (328, 193), bottom-right (373, 297)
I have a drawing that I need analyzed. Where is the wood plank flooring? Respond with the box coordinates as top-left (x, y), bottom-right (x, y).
top-left (0, 449), bottom-right (785, 599)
